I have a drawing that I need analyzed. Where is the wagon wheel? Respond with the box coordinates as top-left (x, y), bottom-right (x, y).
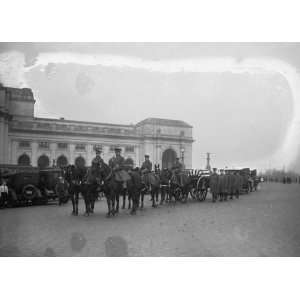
top-left (174, 187), bottom-right (183, 202)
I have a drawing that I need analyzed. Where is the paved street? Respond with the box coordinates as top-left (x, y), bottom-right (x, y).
top-left (0, 182), bottom-right (300, 256)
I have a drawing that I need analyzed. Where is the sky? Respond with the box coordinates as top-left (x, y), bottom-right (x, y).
top-left (0, 43), bottom-right (300, 172)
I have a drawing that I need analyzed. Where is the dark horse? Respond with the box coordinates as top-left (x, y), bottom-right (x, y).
top-left (159, 168), bottom-right (172, 204)
top-left (140, 166), bottom-right (161, 209)
top-left (81, 165), bottom-right (101, 216)
top-left (65, 165), bottom-right (86, 216)
top-left (97, 163), bottom-right (141, 217)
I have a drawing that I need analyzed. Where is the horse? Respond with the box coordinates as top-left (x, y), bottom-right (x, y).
top-left (140, 167), bottom-right (161, 209)
top-left (81, 165), bottom-right (101, 216)
top-left (158, 168), bottom-right (172, 204)
top-left (65, 165), bottom-right (86, 216)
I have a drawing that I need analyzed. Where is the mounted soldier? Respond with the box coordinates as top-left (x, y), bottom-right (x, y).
top-left (108, 147), bottom-right (131, 189)
top-left (141, 154), bottom-right (152, 173)
top-left (141, 154), bottom-right (153, 189)
top-left (92, 145), bottom-right (104, 167)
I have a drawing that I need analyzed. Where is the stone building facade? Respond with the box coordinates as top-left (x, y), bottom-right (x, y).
top-left (0, 86), bottom-right (194, 169)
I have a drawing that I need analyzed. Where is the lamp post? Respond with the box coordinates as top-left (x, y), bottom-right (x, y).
top-left (180, 147), bottom-right (185, 165)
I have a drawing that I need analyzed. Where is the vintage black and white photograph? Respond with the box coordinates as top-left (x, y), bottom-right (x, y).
top-left (1, 42), bottom-right (300, 257)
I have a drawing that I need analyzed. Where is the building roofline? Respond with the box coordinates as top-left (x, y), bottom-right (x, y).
top-left (34, 117), bottom-right (135, 128)
top-left (136, 118), bottom-right (193, 128)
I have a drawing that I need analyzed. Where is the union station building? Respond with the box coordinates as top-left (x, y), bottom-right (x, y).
top-left (0, 86), bottom-right (194, 169)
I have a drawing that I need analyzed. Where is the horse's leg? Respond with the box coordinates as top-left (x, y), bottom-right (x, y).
top-left (115, 192), bottom-right (120, 214)
top-left (75, 191), bottom-right (79, 215)
top-left (122, 189), bottom-right (126, 209)
top-left (151, 188), bottom-right (155, 208)
top-left (106, 193), bottom-right (112, 217)
top-left (90, 192), bottom-right (95, 213)
top-left (160, 187), bottom-right (164, 205)
top-left (71, 193), bottom-right (76, 215)
top-left (128, 193), bottom-right (131, 210)
top-left (140, 192), bottom-right (144, 209)
top-left (130, 192), bottom-right (136, 215)
top-left (83, 192), bottom-right (90, 216)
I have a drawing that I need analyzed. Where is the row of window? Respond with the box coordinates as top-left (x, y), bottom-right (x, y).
top-left (18, 141), bottom-right (135, 152)
top-left (17, 153), bottom-right (135, 169)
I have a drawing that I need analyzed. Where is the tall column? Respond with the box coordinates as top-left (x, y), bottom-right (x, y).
top-left (87, 144), bottom-right (93, 166)
top-left (69, 144), bottom-right (75, 165)
top-left (135, 145), bottom-right (140, 167)
top-left (31, 141), bottom-right (38, 167)
top-left (11, 140), bottom-right (18, 165)
top-left (50, 142), bottom-right (56, 166)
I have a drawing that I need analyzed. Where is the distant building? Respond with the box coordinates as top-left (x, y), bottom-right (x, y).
top-left (0, 86), bottom-right (194, 169)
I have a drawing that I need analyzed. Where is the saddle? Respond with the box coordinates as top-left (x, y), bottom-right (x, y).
top-left (114, 170), bottom-right (131, 182)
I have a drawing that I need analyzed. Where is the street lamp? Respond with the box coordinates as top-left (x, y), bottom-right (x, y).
top-left (180, 147), bottom-right (185, 164)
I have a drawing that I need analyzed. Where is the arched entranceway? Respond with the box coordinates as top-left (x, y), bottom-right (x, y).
top-left (57, 155), bottom-right (68, 168)
top-left (75, 156), bottom-right (86, 168)
top-left (18, 153), bottom-right (31, 166)
top-left (38, 154), bottom-right (50, 169)
top-left (162, 148), bottom-right (177, 169)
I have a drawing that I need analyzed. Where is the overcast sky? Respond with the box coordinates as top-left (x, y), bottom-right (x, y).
top-left (1, 43), bottom-right (300, 172)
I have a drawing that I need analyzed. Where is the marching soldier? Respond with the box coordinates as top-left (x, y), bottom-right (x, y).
top-left (218, 169), bottom-right (228, 201)
top-left (233, 171), bottom-right (242, 199)
top-left (209, 168), bottom-right (219, 202)
top-left (227, 170), bottom-right (235, 200)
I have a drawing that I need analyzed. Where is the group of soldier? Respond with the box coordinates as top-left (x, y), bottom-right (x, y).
top-left (209, 168), bottom-right (245, 202)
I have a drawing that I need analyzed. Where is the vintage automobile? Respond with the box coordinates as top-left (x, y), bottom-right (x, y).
top-left (2, 167), bottom-right (65, 207)
top-left (4, 169), bottom-right (44, 206)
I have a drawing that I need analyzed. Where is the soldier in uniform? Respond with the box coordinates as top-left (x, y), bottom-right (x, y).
top-left (141, 155), bottom-right (153, 190)
top-left (173, 157), bottom-right (183, 172)
top-left (233, 171), bottom-right (242, 199)
top-left (91, 146), bottom-right (104, 167)
top-left (227, 170), bottom-right (235, 200)
top-left (218, 169), bottom-right (227, 201)
top-left (209, 168), bottom-right (219, 202)
top-left (172, 157), bottom-right (183, 185)
top-left (109, 147), bottom-right (130, 188)
top-left (141, 155), bottom-right (152, 173)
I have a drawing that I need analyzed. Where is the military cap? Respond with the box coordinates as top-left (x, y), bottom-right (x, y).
top-left (144, 154), bottom-right (150, 158)
top-left (93, 145), bottom-right (102, 154)
top-left (213, 168), bottom-right (217, 171)
top-left (114, 147), bottom-right (122, 152)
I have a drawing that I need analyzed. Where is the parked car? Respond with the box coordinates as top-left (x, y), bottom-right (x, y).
top-left (5, 170), bottom-right (43, 206)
